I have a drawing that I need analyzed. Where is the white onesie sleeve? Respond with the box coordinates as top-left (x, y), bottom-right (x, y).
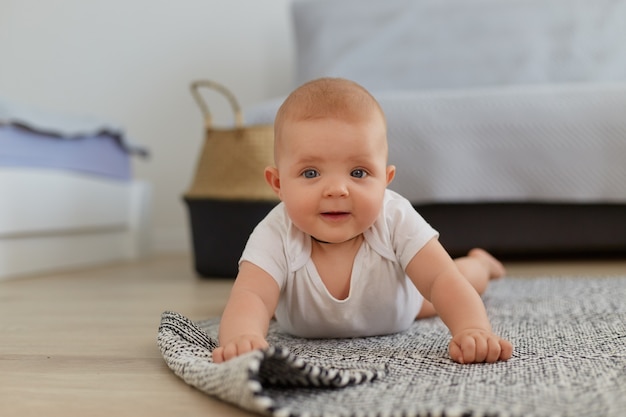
top-left (365, 189), bottom-right (439, 270)
top-left (238, 203), bottom-right (306, 289)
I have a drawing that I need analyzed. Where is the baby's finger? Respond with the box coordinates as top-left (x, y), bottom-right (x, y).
top-left (224, 340), bottom-right (251, 361)
top-left (460, 336), bottom-right (477, 363)
top-left (473, 335), bottom-right (489, 363)
top-left (221, 343), bottom-right (238, 362)
top-left (499, 339), bottom-right (514, 361)
top-left (212, 347), bottom-right (225, 363)
top-left (449, 340), bottom-right (464, 364)
top-left (485, 337), bottom-right (502, 363)
top-left (251, 338), bottom-right (269, 351)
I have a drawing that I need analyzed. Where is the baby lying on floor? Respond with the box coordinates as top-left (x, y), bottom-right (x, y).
top-left (212, 77), bottom-right (513, 365)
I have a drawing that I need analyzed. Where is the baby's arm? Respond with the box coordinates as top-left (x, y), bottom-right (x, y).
top-left (406, 239), bottom-right (513, 364)
top-left (212, 261), bottom-right (280, 363)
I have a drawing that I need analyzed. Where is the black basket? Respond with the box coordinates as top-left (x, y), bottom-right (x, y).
top-left (185, 198), bottom-right (277, 278)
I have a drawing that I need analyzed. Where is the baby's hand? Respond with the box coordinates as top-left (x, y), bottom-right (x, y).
top-left (449, 329), bottom-right (513, 364)
top-left (212, 334), bottom-right (269, 363)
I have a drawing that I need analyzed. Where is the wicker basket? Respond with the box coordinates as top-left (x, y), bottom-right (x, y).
top-left (184, 80), bottom-right (278, 277)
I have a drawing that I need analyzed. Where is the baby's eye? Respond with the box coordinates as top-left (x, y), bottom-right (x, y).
top-left (302, 169), bottom-right (319, 179)
top-left (351, 169), bottom-right (368, 178)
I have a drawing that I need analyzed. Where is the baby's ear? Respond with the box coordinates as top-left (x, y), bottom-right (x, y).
top-left (264, 166), bottom-right (281, 196)
top-left (386, 165), bottom-right (396, 186)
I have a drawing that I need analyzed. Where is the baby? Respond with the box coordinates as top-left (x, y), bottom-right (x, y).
top-left (213, 78), bottom-right (513, 364)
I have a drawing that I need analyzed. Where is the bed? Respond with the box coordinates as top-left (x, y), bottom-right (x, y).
top-left (188, 0), bottom-right (625, 278)
top-left (249, 0), bottom-right (626, 259)
top-left (0, 97), bottom-right (151, 280)
top-left (245, 83), bottom-right (626, 259)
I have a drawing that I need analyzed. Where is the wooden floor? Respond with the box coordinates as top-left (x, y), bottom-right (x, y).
top-left (1, 254), bottom-right (624, 417)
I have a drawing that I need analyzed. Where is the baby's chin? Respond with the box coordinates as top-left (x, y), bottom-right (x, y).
top-left (310, 233), bottom-right (364, 245)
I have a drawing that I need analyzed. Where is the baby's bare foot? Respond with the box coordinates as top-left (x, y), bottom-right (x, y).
top-left (468, 248), bottom-right (506, 279)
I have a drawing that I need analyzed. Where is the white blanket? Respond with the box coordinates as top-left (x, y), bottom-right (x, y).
top-left (292, 0), bottom-right (626, 92)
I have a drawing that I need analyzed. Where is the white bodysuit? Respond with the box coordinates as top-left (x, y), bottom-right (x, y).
top-left (240, 189), bottom-right (439, 338)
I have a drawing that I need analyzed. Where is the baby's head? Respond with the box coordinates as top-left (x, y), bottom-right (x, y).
top-left (273, 77), bottom-right (387, 165)
top-left (265, 78), bottom-right (396, 244)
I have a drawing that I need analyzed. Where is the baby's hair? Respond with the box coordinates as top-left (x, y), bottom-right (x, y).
top-left (275, 78), bottom-right (385, 135)
top-left (273, 78), bottom-right (386, 163)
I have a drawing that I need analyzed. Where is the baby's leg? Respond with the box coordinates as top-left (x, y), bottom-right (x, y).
top-left (416, 248), bottom-right (505, 319)
top-left (454, 248), bottom-right (506, 294)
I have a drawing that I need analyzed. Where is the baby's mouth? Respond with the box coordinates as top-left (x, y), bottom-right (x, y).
top-left (320, 211), bottom-right (350, 221)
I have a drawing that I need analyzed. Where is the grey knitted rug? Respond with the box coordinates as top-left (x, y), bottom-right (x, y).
top-left (158, 276), bottom-right (626, 417)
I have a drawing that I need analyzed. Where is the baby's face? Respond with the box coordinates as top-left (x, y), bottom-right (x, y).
top-left (272, 114), bottom-right (394, 243)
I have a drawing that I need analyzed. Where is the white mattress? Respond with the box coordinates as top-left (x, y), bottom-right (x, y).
top-left (245, 83), bottom-right (626, 204)
top-left (0, 168), bottom-right (152, 279)
top-left (0, 169), bottom-right (131, 236)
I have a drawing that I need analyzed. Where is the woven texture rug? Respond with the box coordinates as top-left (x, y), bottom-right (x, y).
top-left (158, 276), bottom-right (626, 417)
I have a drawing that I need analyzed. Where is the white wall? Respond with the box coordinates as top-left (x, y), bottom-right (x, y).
top-left (0, 0), bottom-right (294, 253)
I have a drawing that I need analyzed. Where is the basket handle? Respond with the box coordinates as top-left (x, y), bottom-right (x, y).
top-left (190, 80), bottom-right (244, 130)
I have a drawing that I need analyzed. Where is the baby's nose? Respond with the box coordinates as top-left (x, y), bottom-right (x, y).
top-left (324, 179), bottom-right (349, 197)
